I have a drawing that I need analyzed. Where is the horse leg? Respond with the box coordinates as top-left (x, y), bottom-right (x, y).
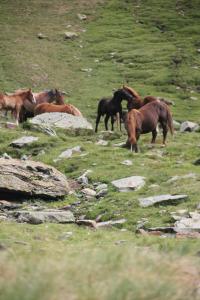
top-left (104, 114), bottom-right (110, 131)
top-left (111, 115), bottom-right (115, 131)
top-left (160, 121), bottom-right (168, 145)
top-left (95, 113), bottom-right (101, 133)
top-left (15, 106), bottom-right (20, 125)
top-left (151, 129), bottom-right (157, 144)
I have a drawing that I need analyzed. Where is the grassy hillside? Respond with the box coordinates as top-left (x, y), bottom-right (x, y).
top-left (0, 0), bottom-right (200, 299)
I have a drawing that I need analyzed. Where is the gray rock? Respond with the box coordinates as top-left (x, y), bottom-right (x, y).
top-left (81, 188), bottom-right (96, 197)
top-left (96, 219), bottom-right (127, 228)
top-left (30, 112), bottom-right (93, 132)
top-left (0, 158), bottom-right (70, 198)
top-left (167, 173), bottom-right (197, 183)
top-left (174, 212), bottom-right (200, 233)
top-left (180, 121), bottom-right (199, 132)
top-left (95, 139), bottom-right (108, 146)
top-left (112, 176), bottom-right (145, 192)
top-left (57, 146), bottom-right (81, 160)
top-left (173, 120), bottom-right (181, 130)
top-left (96, 189), bottom-right (108, 199)
top-left (64, 31), bottom-right (78, 39)
top-left (139, 194), bottom-right (188, 207)
top-left (2, 153), bottom-right (12, 159)
top-left (77, 13), bottom-right (87, 20)
top-left (37, 33), bottom-right (48, 39)
top-left (121, 160), bottom-right (133, 166)
top-left (10, 210), bottom-right (75, 224)
top-left (77, 170), bottom-right (92, 185)
top-left (95, 183), bottom-right (108, 191)
top-left (11, 136), bottom-right (38, 148)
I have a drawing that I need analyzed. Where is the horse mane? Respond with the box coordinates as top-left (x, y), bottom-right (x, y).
top-left (123, 85), bottom-right (142, 100)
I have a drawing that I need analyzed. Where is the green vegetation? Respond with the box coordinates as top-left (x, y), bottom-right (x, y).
top-left (0, 0), bottom-right (200, 299)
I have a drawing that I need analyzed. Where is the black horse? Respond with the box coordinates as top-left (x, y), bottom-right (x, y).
top-left (95, 88), bottom-right (133, 132)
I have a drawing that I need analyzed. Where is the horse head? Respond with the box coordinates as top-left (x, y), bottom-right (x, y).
top-left (54, 89), bottom-right (65, 105)
top-left (113, 88), bottom-right (134, 103)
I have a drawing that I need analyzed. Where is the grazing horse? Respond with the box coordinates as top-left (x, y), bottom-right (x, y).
top-left (0, 89), bottom-right (36, 125)
top-left (125, 101), bottom-right (174, 152)
top-left (123, 85), bottom-right (173, 110)
top-left (95, 88), bottom-right (133, 132)
top-left (20, 89), bottom-right (65, 122)
top-left (34, 103), bottom-right (82, 116)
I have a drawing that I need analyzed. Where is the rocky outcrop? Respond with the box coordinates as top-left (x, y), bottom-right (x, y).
top-left (0, 158), bottom-right (70, 199)
top-left (30, 112), bottom-right (93, 132)
top-left (180, 121), bottom-right (199, 132)
top-left (10, 136), bottom-right (38, 148)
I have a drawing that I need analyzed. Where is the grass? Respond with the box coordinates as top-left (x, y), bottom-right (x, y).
top-left (0, 0), bottom-right (200, 299)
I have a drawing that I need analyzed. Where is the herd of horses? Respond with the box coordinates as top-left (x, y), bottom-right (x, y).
top-left (0, 85), bottom-right (174, 152)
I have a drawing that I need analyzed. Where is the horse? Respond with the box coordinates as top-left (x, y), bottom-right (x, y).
top-left (34, 103), bottom-right (82, 116)
top-left (95, 88), bottom-right (134, 132)
top-left (125, 101), bottom-right (174, 152)
top-left (123, 85), bottom-right (174, 110)
top-left (0, 89), bottom-right (36, 125)
top-left (20, 89), bottom-right (65, 122)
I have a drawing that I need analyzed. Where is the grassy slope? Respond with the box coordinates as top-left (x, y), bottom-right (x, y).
top-left (0, 0), bottom-right (200, 299)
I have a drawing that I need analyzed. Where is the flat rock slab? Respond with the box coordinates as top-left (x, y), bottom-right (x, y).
top-left (10, 210), bottom-right (75, 224)
top-left (180, 121), bottom-right (199, 132)
top-left (139, 194), bottom-right (188, 207)
top-left (10, 136), bottom-right (38, 148)
top-left (57, 146), bottom-right (81, 160)
top-left (0, 158), bottom-right (70, 199)
top-left (174, 212), bottom-right (200, 233)
top-left (112, 176), bottom-right (145, 192)
top-left (30, 112), bottom-right (93, 131)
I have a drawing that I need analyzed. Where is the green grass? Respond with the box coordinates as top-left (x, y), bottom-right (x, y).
top-left (0, 0), bottom-right (200, 299)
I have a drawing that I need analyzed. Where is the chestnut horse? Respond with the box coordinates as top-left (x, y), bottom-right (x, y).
top-left (0, 89), bottom-right (36, 125)
top-left (125, 101), bottom-right (174, 152)
top-left (34, 103), bottom-right (82, 116)
top-left (123, 85), bottom-right (173, 110)
top-left (20, 89), bottom-right (65, 122)
top-left (95, 88), bottom-right (134, 132)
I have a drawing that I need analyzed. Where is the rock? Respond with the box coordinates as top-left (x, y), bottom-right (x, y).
top-left (174, 212), bottom-right (200, 233)
top-left (121, 160), bottom-right (133, 166)
top-left (170, 209), bottom-right (189, 221)
top-left (139, 194), bottom-right (188, 207)
top-left (77, 13), bottom-right (87, 20)
top-left (64, 31), bottom-right (78, 39)
top-left (111, 176), bottom-right (145, 192)
top-left (173, 120), bottom-right (181, 130)
top-left (21, 155), bottom-right (29, 161)
top-left (96, 219), bottom-right (127, 228)
top-left (10, 209), bottom-right (75, 224)
top-left (167, 173), bottom-right (197, 183)
top-left (180, 121), bottom-right (199, 132)
top-left (0, 200), bottom-right (22, 210)
top-left (10, 136), bottom-right (39, 148)
top-left (145, 227), bottom-right (176, 233)
top-left (96, 189), bottom-right (108, 199)
top-left (81, 68), bottom-right (92, 73)
top-left (2, 153), bottom-right (12, 159)
top-left (81, 188), bottom-right (96, 197)
top-left (37, 33), bottom-right (48, 39)
top-left (76, 219), bottom-right (97, 228)
top-left (95, 184), bottom-right (108, 191)
top-left (194, 159), bottom-right (200, 166)
top-left (30, 112), bottom-right (93, 132)
top-left (77, 170), bottom-right (92, 186)
top-left (57, 146), bottom-right (81, 160)
top-left (95, 139), bottom-right (108, 146)
top-left (0, 158), bottom-right (70, 199)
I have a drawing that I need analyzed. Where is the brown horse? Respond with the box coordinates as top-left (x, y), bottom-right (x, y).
top-left (20, 89), bottom-right (65, 122)
top-left (123, 85), bottom-right (173, 110)
top-left (34, 103), bottom-right (82, 116)
top-left (125, 101), bottom-right (174, 152)
top-left (0, 89), bottom-right (36, 125)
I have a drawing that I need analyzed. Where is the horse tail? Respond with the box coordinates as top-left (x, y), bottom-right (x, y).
top-left (166, 106), bottom-right (174, 135)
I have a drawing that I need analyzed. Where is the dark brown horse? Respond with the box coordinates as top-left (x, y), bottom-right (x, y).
top-left (0, 89), bottom-right (36, 125)
top-left (125, 101), bottom-right (174, 152)
top-left (95, 88), bottom-right (134, 132)
top-left (34, 103), bottom-right (82, 116)
top-left (20, 89), bottom-right (65, 122)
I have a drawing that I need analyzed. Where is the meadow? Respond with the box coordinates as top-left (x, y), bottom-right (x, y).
top-left (0, 0), bottom-right (200, 299)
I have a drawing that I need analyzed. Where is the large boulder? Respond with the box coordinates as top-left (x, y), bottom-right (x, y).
top-left (0, 158), bottom-right (70, 199)
top-left (180, 121), bottom-right (199, 132)
top-left (29, 112), bottom-right (93, 133)
top-left (139, 194), bottom-right (188, 207)
top-left (111, 176), bottom-right (145, 192)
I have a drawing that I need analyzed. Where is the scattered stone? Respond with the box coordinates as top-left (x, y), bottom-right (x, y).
top-left (170, 209), bottom-right (189, 221)
top-left (95, 183), bottom-right (108, 191)
top-left (149, 184), bottom-right (159, 189)
top-left (81, 188), bottom-right (96, 198)
top-left (6, 122), bottom-right (17, 129)
top-left (180, 121), bottom-right (199, 132)
top-left (190, 96), bottom-right (198, 100)
top-left (0, 158), bottom-right (70, 199)
top-left (30, 113), bottom-right (93, 132)
top-left (37, 33), bottom-right (48, 39)
top-left (77, 13), bottom-right (87, 20)
top-left (121, 160), bottom-right (133, 166)
top-left (167, 173), bottom-right (197, 183)
top-left (174, 212), bottom-right (200, 233)
top-left (77, 170), bottom-right (92, 186)
top-left (57, 146), bottom-right (81, 160)
top-left (95, 139), bottom-right (108, 146)
top-left (76, 219), bottom-right (97, 228)
top-left (112, 176), bottom-right (145, 192)
top-left (81, 68), bottom-right (92, 73)
top-left (10, 136), bottom-right (38, 148)
top-left (9, 209), bottom-right (75, 224)
top-left (145, 226), bottom-right (176, 233)
top-left (96, 219), bottom-right (127, 228)
top-left (2, 153), bottom-right (12, 159)
top-left (96, 189), bottom-right (108, 199)
top-left (113, 142), bottom-right (126, 147)
top-left (64, 31), bottom-right (79, 39)
top-left (58, 232), bottom-right (73, 240)
top-left (21, 154), bottom-right (29, 161)
top-left (173, 120), bottom-right (181, 130)
top-left (139, 194), bottom-right (188, 207)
